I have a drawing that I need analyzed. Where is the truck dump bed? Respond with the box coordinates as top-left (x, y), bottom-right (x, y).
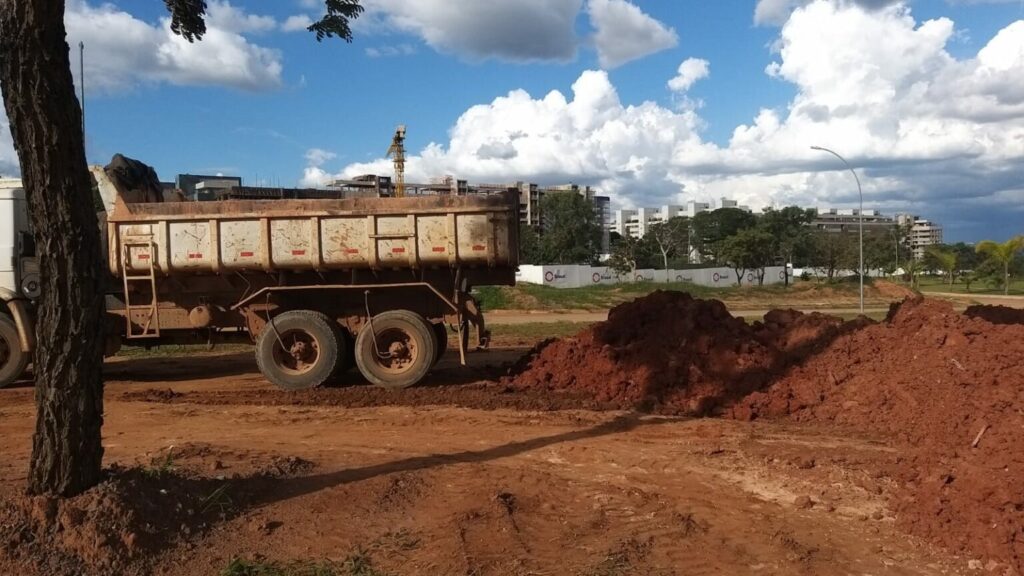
top-left (105, 193), bottom-right (520, 277)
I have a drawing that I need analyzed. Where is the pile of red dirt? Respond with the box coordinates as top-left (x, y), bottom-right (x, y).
top-left (0, 468), bottom-right (244, 576)
top-left (506, 291), bottom-right (850, 415)
top-left (964, 303), bottom-right (1024, 326)
top-left (871, 279), bottom-right (918, 300)
top-left (735, 298), bottom-right (1024, 572)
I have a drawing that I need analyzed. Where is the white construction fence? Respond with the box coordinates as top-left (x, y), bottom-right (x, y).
top-left (516, 265), bottom-right (788, 289)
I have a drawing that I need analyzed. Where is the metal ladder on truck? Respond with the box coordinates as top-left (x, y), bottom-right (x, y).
top-left (120, 236), bottom-right (161, 339)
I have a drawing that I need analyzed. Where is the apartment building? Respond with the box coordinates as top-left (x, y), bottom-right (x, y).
top-left (811, 208), bottom-right (896, 233)
top-left (897, 214), bottom-right (944, 259)
top-left (610, 198), bottom-right (743, 240)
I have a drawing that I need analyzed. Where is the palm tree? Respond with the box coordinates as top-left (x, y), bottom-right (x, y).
top-left (976, 236), bottom-right (1024, 295)
top-left (926, 246), bottom-right (958, 287)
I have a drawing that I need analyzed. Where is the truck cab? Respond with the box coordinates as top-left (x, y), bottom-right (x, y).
top-left (0, 179), bottom-right (37, 387)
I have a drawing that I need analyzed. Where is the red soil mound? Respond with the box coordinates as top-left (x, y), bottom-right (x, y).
top-left (507, 291), bottom-right (848, 416)
top-left (872, 279), bottom-right (918, 300)
top-left (964, 304), bottom-right (1024, 326)
top-left (735, 298), bottom-right (1024, 572)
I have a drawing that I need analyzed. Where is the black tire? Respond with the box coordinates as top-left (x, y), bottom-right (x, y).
top-left (432, 322), bottom-right (448, 365)
top-left (255, 310), bottom-right (340, 391)
top-left (354, 310), bottom-right (436, 389)
top-left (0, 314), bottom-right (29, 389)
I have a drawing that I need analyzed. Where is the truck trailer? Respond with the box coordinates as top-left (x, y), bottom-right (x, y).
top-left (0, 160), bottom-right (519, 390)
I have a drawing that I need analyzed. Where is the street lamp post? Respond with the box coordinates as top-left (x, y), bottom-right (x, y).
top-left (811, 145), bottom-right (864, 313)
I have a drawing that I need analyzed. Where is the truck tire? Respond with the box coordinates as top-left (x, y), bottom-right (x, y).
top-left (355, 310), bottom-right (436, 389)
top-left (432, 322), bottom-right (448, 365)
top-left (0, 315), bottom-right (29, 389)
top-left (255, 310), bottom-right (340, 391)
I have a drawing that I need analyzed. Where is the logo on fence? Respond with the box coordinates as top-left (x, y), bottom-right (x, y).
top-left (592, 272), bottom-right (601, 283)
top-left (544, 271), bottom-right (555, 282)
top-left (747, 273), bottom-right (755, 283)
top-left (779, 270), bottom-right (786, 280)
top-left (713, 272), bottom-right (721, 283)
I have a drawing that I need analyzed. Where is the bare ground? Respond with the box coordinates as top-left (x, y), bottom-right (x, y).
top-left (0, 347), bottom-right (973, 576)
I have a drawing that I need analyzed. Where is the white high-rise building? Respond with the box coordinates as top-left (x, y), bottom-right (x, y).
top-left (897, 214), bottom-right (944, 259)
top-left (610, 199), bottom-right (750, 240)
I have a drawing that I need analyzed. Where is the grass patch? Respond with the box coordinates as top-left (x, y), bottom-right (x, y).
top-left (489, 321), bottom-right (595, 342)
top-left (916, 275), bottom-right (1024, 296)
top-left (141, 447), bottom-right (176, 479)
top-left (475, 279), bottom-right (871, 311)
top-left (339, 549), bottom-right (390, 576)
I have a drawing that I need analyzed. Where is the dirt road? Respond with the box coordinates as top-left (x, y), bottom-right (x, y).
top-left (0, 350), bottom-right (968, 575)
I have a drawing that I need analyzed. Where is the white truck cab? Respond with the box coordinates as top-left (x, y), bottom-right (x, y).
top-left (1, 179), bottom-right (30, 296)
top-left (1, 179), bottom-right (35, 387)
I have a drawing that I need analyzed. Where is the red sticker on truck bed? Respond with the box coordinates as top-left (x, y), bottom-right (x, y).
top-left (239, 251), bottom-right (254, 258)
top-left (137, 254), bottom-right (150, 260)
top-left (188, 253), bottom-right (203, 259)
top-left (291, 250), bottom-right (306, 256)
top-left (431, 246), bottom-right (446, 253)
top-left (344, 248), bottom-right (360, 254)
top-left (472, 244), bottom-right (486, 251)
top-left (391, 247), bottom-right (406, 254)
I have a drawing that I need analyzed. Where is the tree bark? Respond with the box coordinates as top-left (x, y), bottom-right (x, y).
top-left (0, 0), bottom-right (106, 496)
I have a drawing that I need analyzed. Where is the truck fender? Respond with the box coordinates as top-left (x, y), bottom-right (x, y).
top-left (0, 288), bottom-right (35, 354)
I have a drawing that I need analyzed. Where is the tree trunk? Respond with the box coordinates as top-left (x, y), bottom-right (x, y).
top-left (1005, 261), bottom-right (1010, 295)
top-left (0, 0), bottom-right (106, 496)
top-left (661, 249), bottom-right (669, 283)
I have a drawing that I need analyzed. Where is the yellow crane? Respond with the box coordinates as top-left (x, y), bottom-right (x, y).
top-left (386, 125), bottom-right (406, 198)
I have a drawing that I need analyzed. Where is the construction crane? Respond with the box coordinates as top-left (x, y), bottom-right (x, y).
top-left (386, 125), bottom-right (406, 198)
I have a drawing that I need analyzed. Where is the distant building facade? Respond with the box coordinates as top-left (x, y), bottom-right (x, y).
top-left (897, 214), bottom-right (944, 259)
top-left (610, 198), bottom-right (748, 240)
top-left (175, 173), bottom-right (242, 201)
top-left (811, 208), bottom-right (896, 233)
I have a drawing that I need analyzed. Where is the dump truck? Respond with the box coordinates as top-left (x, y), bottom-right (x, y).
top-left (0, 158), bottom-right (519, 390)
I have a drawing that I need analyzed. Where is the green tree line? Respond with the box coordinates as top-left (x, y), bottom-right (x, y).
top-left (521, 197), bottom-right (1024, 290)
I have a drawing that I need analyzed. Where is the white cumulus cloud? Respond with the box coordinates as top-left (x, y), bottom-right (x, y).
top-left (305, 148), bottom-right (337, 167)
top-left (360, 0), bottom-right (582, 62)
top-left (668, 58), bottom-right (710, 93)
top-left (588, 0), bottom-right (678, 68)
top-left (65, 0), bottom-right (283, 93)
top-left (281, 14), bottom-right (313, 33)
top-left (754, 0), bottom-right (901, 26)
top-left (303, 70), bottom-right (704, 203)
top-left (205, 0), bottom-right (278, 34)
top-left (307, 1), bottom-right (1024, 238)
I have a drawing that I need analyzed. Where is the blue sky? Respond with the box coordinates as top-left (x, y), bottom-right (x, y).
top-left (2, 0), bottom-right (1024, 241)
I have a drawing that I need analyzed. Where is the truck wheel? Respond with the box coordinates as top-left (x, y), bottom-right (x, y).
top-left (256, 310), bottom-right (340, 391)
top-left (432, 322), bottom-right (448, 365)
top-left (355, 310), bottom-right (436, 389)
top-left (0, 315), bottom-right (29, 389)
